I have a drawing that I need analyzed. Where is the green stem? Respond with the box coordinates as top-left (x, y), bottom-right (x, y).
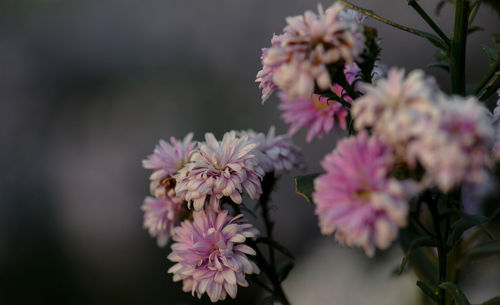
top-left (338, 0), bottom-right (448, 50)
top-left (427, 197), bottom-right (447, 305)
top-left (408, 0), bottom-right (451, 48)
top-left (471, 56), bottom-right (500, 96)
top-left (259, 174), bottom-right (277, 269)
top-left (450, 0), bottom-right (469, 95)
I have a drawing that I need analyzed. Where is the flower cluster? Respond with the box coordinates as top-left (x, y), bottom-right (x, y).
top-left (313, 68), bottom-right (496, 256)
top-left (256, 2), bottom-right (365, 102)
top-left (142, 128), bottom-right (303, 301)
top-left (353, 68), bottom-right (494, 192)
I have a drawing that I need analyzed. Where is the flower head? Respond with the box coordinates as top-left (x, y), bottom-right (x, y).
top-left (175, 131), bottom-right (265, 211)
top-left (143, 133), bottom-right (196, 199)
top-left (313, 133), bottom-right (413, 257)
top-left (141, 196), bottom-right (185, 247)
top-left (168, 209), bottom-right (259, 302)
top-left (279, 87), bottom-right (350, 142)
top-left (238, 126), bottom-right (305, 177)
top-left (256, 3), bottom-right (365, 102)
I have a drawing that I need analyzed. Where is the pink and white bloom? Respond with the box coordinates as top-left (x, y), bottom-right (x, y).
top-left (168, 209), bottom-right (259, 302)
top-left (409, 95), bottom-right (494, 191)
top-left (313, 133), bottom-right (414, 257)
top-left (279, 86), bottom-right (350, 142)
top-left (143, 133), bottom-right (197, 199)
top-left (175, 131), bottom-right (265, 211)
top-left (238, 126), bottom-right (305, 177)
top-left (141, 196), bottom-right (185, 247)
top-left (256, 3), bottom-right (365, 102)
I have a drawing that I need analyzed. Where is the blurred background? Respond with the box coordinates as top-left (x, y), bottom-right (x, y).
top-left (1, 0), bottom-right (499, 304)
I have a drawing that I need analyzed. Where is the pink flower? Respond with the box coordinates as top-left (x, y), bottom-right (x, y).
top-left (279, 86), bottom-right (350, 142)
top-left (143, 133), bottom-right (196, 199)
top-left (141, 196), bottom-right (185, 247)
top-left (313, 133), bottom-right (413, 257)
top-left (168, 209), bottom-right (259, 302)
top-left (409, 95), bottom-right (494, 191)
top-left (256, 3), bottom-right (365, 102)
top-left (175, 131), bottom-right (265, 211)
top-left (238, 126), bottom-right (305, 177)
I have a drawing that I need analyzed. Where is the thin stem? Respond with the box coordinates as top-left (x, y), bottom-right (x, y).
top-left (426, 193), bottom-right (446, 305)
top-left (471, 56), bottom-right (500, 96)
top-left (408, 0), bottom-right (451, 48)
top-left (450, 0), bottom-right (469, 95)
top-left (338, 0), bottom-right (448, 50)
top-left (468, 1), bottom-right (481, 27)
top-left (259, 174), bottom-right (277, 269)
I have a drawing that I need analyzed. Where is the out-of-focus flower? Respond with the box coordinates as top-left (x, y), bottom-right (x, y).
top-left (313, 133), bottom-right (413, 257)
top-left (168, 209), bottom-right (259, 302)
top-left (256, 3), bottom-right (365, 102)
top-left (175, 131), bottom-right (264, 211)
top-left (409, 95), bottom-right (494, 191)
top-left (352, 68), bottom-right (438, 154)
top-left (279, 87), bottom-right (350, 142)
top-left (238, 126), bottom-right (305, 177)
top-left (143, 133), bottom-right (197, 199)
top-left (141, 196), bottom-right (185, 247)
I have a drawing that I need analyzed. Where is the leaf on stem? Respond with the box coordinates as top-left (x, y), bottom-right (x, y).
top-left (416, 281), bottom-right (440, 303)
top-left (478, 71), bottom-right (500, 101)
top-left (446, 214), bottom-right (488, 248)
top-left (256, 237), bottom-right (295, 260)
top-left (439, 282), bottom-right (471, 305)
top-left (399, 229), bottom-right (438, 284)
top-left (277, 262), bottom-right (294, 283)
top-left (481, 45), bottom-right (499, 63)
top-left (294, 173), bottom-right (320, 204)
top-left (462, 240), bottom-right (500, 264)
top-left (338, 0), bottom-right (448, 50)
top-left (399, 236), bottom-right (438, 275)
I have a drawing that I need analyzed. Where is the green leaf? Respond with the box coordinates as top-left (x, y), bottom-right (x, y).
top-left (338, 0), bottom-right (448, 50)
top-left (439, 282), bottom-right (471, 305)
top-left (256, 237), bottom-right (295, 260)
top-left (447, 214), bottom-right (488, 248)
top-left (417, 281), bottom-right (440, 303)
top-left (428, 63), bottom-right (450, 72)
top-left (399, 236), bottom-right (438, 275)
top-left (399, 229), bottom-right (438, 284)
top-left (294, 173), bottom-right (320, 204)
top-left (479, 71), bottom-right (500, 101)
top-left (481, 44), bottom-right (499, 62)
top-left (463, 240), bottom-right (500, 263)
top-left (277, 262), bottom-right (294, 283)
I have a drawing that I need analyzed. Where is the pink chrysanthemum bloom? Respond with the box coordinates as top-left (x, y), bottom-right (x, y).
top-left (168, 209), bottom-right (259, 302)
top-left (238, 126), bottom-right (305, 177)
top-left (313, 132), bottom-right (415, 257)
top-left (256, 3), bottom-right (365, 102)
top-left (143, 133), bottom-right (197, 199)
top-left (175, 131), bottom-right (265, 211)
top-left (352, 68), bottom-right (438, 160)
top-left (279, 85), bottom-right (351, 142)
top-left (141, 196), bottom-right (185, 247)
top-left (409, 95), bottom-right (494, 191)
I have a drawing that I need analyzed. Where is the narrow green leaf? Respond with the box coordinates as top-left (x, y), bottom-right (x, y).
top-left (479, 71), bottom-right (500, 101)
top-left (481, 44), bottom-right (499, 62)
top-left (277, 262), bottom-right (294, 283)
top-left (428, 63), bottom-right (450, 72)
top-left (338, 0), bottom-right (448, 50)
top-left (256, 237), bottom-right (295, 260)
top-left (399, 236), bottom-right (437, 275)
top-left (463, 240), bottom-right (500, 262)
top-left (294, 173), bottom-right (320, 204)
top-left (439, 282), bottom-right (471, 305)
top-left (417, 281), bottom-right (440, 302)
top-left (479, 296), bottom-right (500, 305)
top-left (399, 229), bottom-right (438, 284)
top-left (447, 214), bottom-right (488, 248)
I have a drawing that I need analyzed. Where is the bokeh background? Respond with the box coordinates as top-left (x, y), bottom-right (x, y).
top-left (1, 1), bottom-right (499, 304)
